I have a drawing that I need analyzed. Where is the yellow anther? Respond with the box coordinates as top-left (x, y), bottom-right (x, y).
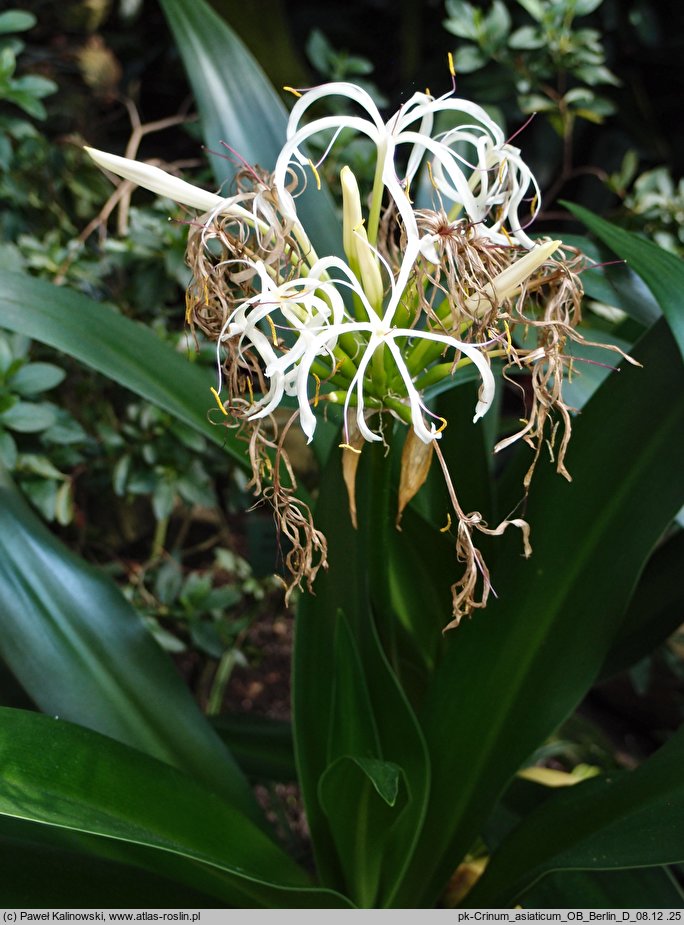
top-left (312, 372), bottom-right (321, 408)
top-left (283, 86), bottom-right (302, 98)
top-left (440, 512), bottom-right (452, 533)
top-left (530, 192), bottom-right (539, 215)
top-left (185, 291), bottom-right (193, 323)
top-left (425, 86), bottom-right (431, 96)
top-left (497, 159), bottom-right (508, 183)
top-left (210, 386), bottom-right (228, 416)
top-left (427, 160), bottom-right (438, 190)
top-left (501, 225), bottom-right (514, 245)
top-left (308, 158), bottom-right (322, 190)
top-left (266, 313), bottom-right (278, 346)
top-left (448, 52), bottom-right (456, 77)
top-left (246, 377), bottom-right (254, 404)
top-left (405, 177), bottom-right (413, 204)
top-left (435, 415), bottom-right (448, 434)
top-left (339, 442), bottom-right (362, 454)
top-left (503, 319), bottom-right (512, 352)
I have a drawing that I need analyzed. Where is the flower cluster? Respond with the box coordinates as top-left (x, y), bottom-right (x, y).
top-left (86, 73), bottom-right (617, 625)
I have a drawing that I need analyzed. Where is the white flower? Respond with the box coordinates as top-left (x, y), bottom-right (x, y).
top-left (275, 82), bottom-right (540, 248)
top-left (84, 147), bottom-right (250, 217)
top-left (218, 240), bottom-right (495, 446)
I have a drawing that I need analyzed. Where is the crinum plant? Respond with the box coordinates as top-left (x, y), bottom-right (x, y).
top-left (86, 63), bottom-right (629, 627)
top-left (2, 0), bottom-right (683, 910)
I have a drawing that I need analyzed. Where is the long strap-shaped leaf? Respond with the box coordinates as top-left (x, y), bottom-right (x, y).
top-left (564, 201), bottom-right (684, 361)
top-left (0, 709), bottom-right (352, 908)
top-left (0, 468), bottom-right (256, 815)
top-left (397, 317), bottom-right (684, 906)
top-left (0, 268), bottom-right (249, 469)
top-left (467, 725), bottom-right (684, 906)
top-left (158, 0), bottom-right (342, 260)
top-left (294, 442), bottom-right (432, 907)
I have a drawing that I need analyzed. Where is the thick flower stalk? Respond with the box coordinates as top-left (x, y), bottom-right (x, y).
top-left (86, 74), bottom-right (627, 625)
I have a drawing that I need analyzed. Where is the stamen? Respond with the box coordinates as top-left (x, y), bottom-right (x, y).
top-left (283, 86), bottom-right (302, 97)
top-left (210, 386), bottom-right (228, 416)
top-left (339, 442), bottom-right (362, 454)
top-left (505, 112), bottom-right (537, 147)
top-left (307, 158), bottom-right (322, 191)
top-left (312, 372), bottom-right (321, 407)
top-left (440, 512), bottom-right (452, 533)
top-left (265, 313), bottom-right (278, 346)
top-left (447, 51), bottom-right (456, 78)
top-left (501, 225), bottom-right (514, 245)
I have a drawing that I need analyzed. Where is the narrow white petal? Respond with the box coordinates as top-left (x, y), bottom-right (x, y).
top-left (84, 147), bottom-right (244, 214)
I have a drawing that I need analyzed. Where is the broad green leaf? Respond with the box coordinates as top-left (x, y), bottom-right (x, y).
top-left (519, 866), bottom-right (684, 909)
top-left (0, 468), bottom-right (257, 814)
top-left (559, 232), bottom-right (659, 326)
top-left (564, 202), bottom-right (684, 361)
top-left (0, 816), bottom-right (216, 907)
top-left (319, 755), bottom-right (406, 908)
top-left (0, 709), bottom-right (352, 908)
top-left (0, 11), bottom-right (36, 33)
top-left (294, 444), bottom-right (431, 907)
top-left (0, 399), bottom-right (55, 432)
top-left (395, 318), bottom-right (684, 906)
top-left (314, 610), bottom-right (398, 907)
top-left (159, 0), bottom-right (342, 259)
top-left (9, 361), bottom-right (65, 394)
top-left (0, 268), bottom-right (249, 470)
top-left (210, 713), bottom-right (296, 781)
top-left (601, 529), bottom-right (684, 678)
top-left (468, 726), bottom-right (684, 906)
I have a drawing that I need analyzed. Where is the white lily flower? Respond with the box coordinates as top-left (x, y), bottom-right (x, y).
top-left (275, 82), bottom-right (540, 248)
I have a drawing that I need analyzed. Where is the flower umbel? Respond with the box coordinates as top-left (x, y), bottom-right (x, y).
top-left (86, 73), bottom-right (629, 626)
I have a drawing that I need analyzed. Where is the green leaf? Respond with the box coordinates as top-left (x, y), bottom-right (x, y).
top-left (9, 361), bottom-right (65, 394)
top-left (0, 400), bottom-right (55, 432)
top-left (601, 529), bottom-right (684, 678)
top-left (159, 0), bottom-right (342, 259)
top-left (0, 468), bottom-right (257, 814)
top-left (0, 269), bottom-right (249, 470)
top-left (0, 816), bottom-right (216, 907)
top-left (211, 713), bottom-right (296, 781)
top-left (469, 726), bottom-right (684, 906)
top-left (0, 709), bottom-right (351, 908)
top-left (451, 45), bottom-right (488, 74)
top-left (352, 757), bottom-right (401, 806)
top-left (0, 429), bottom-right (17, 468)
top-left (564, 202), bottom-right (684, 362)
top-left (294, 445), bottom-right (431, 907)
top-left (519, 866), bottom-right (684, 909)
top-left (0, 11), bottom-right (36, 34)
top-left (396, 318), bottom-right (684, 906)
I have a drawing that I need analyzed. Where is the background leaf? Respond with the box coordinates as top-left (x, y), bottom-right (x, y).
top-left (0, 268), bottom-right (249, 470)
top-left (294, 443), bottom-right (431, 907)
top-left (468, 726), bottom-right (684, 906)
top-left (564, 202), bottom-right (684, 361)
top-left (0, 468), bottom-right (256, 814)
top-left (396, 318), bottom-right (684, 906)
top-left (0, 709), bottom-right (351, 908)
top-left (159, 0), bottom-right (342, 259)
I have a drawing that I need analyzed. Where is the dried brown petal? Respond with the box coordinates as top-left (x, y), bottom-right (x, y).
top-left (397, 428), bottom-right (434, 526)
